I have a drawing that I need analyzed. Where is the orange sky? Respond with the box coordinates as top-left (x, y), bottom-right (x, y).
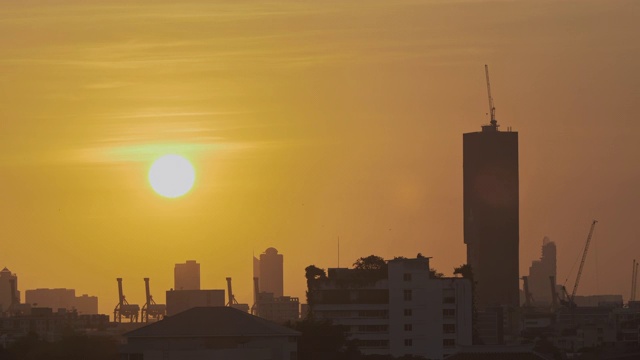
top-left (1, 0), bottom-right (639, 315)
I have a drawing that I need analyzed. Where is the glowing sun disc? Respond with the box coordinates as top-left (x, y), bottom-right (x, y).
top-left (148, 154), bottom-right (195, 198)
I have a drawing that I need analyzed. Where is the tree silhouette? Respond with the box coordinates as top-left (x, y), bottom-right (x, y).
top-left (353, 255), bottom-right (387, 271)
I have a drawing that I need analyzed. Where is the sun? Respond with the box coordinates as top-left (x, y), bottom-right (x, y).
top-left (148, 154), bottom-right (196, 198)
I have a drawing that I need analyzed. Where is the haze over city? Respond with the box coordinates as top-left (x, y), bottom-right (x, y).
top-left (1, 0), bottom-right (638, 317)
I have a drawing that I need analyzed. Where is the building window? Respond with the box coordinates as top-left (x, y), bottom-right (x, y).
top-left (443, 309), bottom-right (455, 318)
top-left (403, 290), bottom-right (412, 301)
top-left (404, 339), bottom-right (413, 346)
top-left (443, 339), bottom-right (456, 348)
top-left (404, 273), bottom-right (412, 281)
top-left (404, 324), bottom-right (413, 331)
top-left (404, 308), bottom-right (412, 316)
top-left (443, 324), bottom-right (456, 334)
top-left (443, 295), bottom-right (455, 304)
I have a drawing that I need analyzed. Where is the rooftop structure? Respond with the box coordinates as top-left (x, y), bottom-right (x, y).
top-left (121, 307), bottom-right (299, 360)
top-left (174, 260), bottom-right (200, 291)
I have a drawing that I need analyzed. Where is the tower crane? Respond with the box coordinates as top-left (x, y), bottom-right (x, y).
top-left (485, 64), bottom-right (497, 128)
top-left (564, 220), bottom-right (598, 306)
top-left (630, 260), bottom-right (639, 302)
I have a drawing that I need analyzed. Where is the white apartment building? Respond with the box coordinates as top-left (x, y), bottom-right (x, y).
top-left (309, 257), bottom-right (472, 359)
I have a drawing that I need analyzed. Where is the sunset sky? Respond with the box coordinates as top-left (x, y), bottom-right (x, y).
top-left (1, 0), bottom-right (638, 315)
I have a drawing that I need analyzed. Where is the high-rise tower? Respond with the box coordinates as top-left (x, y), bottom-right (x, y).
top-left (174, 260), bottom-right (200, 291)
top-left (463, 66), bottom-right (519, 308)
top-left (254, 248), bottom-right (284, 297)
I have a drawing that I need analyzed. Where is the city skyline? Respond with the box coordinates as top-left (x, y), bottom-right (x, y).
top-left (1, 0), bottom-right (639, 316)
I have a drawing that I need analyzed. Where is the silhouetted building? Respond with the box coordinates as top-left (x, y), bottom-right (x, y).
top-left (75, 294), bottom-right (99, 314)
top-left (0, 267), bottom-right (19, 313)
top-left (255, 292), bottom-right (299, 324)
top-left (174, 260), bottom-right (200, 290)
top-left (165, 289), bottom-right (225, 316)
top-left (254, 248), bottom-right (284, 298)
top-left (25, 288), bottom-right (98, 314)
top-left (308, 256), bottom-right (472, 359)
top-left (121, 307), bottom-right (299, 360)
top-left (463, 121), bottom-right (519, 309)
top-left (527, 237), bottom-right (556, 306)
top-left (0, 308), bottom-right (109, 342)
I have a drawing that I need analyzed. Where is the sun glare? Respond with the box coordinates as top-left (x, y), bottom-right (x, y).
top-left (148, 154), bottom-right (195, 198)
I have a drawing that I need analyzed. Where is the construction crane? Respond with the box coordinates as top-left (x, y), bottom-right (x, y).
top-left (485, 64), bottom-right (498, 128)
top-left (141, 278), bottom-right (166, 322)
top-left (522, 276), bottom-right (534, 307)
top-left (570, 220), bottom-right (598, 302)
top-left (562, 220), bottom-right (598, 306)
top-left (113, 278), bottom-right (140, 323)
top-left (630, 260), bottom-right (639, 302)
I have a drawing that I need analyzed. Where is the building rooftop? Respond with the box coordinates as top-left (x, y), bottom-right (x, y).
top-left (124, 306), bottom-right (300, 338)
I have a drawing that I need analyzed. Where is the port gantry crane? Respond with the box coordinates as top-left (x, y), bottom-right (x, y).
top-left (114, 278), bottom-right (140, 323)
top-left (226, 277), bottom-right (239, 307)
top-left (562, 220), bottom-right (598, 307)
top-left (141, 278), bottom-right (166, 322)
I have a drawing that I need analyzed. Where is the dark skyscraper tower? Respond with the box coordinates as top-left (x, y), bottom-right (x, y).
top-left (463, 66), bottom-right (519, 309)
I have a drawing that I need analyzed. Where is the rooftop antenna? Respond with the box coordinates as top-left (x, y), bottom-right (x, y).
top-left (485, 64), bottom-right (498, 128)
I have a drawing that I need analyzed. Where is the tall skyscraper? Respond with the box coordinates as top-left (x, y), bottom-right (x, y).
top-left (527, 237), bottom-right (557, 305)
top-left (254, 248), bottom-right (284, 297)
top-left (0, 267), bottom-right (19, 312)
top-left (463, 119), bottom-right (519, 309)
top-left (174, 260), bottom-right (200, 291)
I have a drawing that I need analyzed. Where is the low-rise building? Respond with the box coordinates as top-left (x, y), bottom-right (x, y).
top-left (120, 307), bottom-right (299, 360)
top-left (255, 292), bottom-right (299, 324)
top-left (308, 256), bottom-right (472, 359)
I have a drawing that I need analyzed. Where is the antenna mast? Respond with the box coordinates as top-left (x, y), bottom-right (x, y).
top-left (485, 64), bottom-right (497, 127)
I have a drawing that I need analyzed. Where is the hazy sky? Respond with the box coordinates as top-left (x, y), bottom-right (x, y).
top-left (1, 0), bottom-right (638, 315)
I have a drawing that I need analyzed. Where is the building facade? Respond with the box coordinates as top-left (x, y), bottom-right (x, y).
top-left (527, 237), bottom-right (556, 305)
top-left (463, 122), bottom-right (519, 309)
top-left (25, 288), bottom-right (98, 314)
top-left (308, 257), bottom-right (472, 359)
top-left (165, 289), bottom-right (225, 316)
top-left (254, 248), bottom-right (284, 298)
top-left (174, 260), bottom-right (200, 291)
top-left (0, 268), bottom-right (19, 313)
top-left (255, 292), bottom-right (299, 324)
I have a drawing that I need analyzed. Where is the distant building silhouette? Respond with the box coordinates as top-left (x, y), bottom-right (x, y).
top-left (0, 307), bottom-right (109, 342)
top-left (174, 260), bottom-right (200, 291)
top-left (254, 248), bottom-right (283, 298)
top-left (25, 288), bottom-right (98, 314)
top-left (463, 121), bottom-right (519, 309)
top-left (307, 256), bottom-right (472, 359)
top-left (255, 292), bottom-right (299, 324)
top-left (165, 289), bottom-right (225, 316)
top-left (0, 267), bottom-right (19, 313)
top-left (526, 237), bottom-right (557, 305)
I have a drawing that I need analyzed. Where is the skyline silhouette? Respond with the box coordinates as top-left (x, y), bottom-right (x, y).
top-left (1, 0), bottom-right (638, 318)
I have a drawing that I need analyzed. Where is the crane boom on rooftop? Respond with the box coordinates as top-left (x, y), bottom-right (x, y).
top-left (485, 64), bottom-right (497, 127)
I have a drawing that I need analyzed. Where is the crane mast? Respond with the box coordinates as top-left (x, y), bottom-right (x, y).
top-left (570, 220), bottom-right (598, 302)
top-left (485, 64), bottom-right (497, 127)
